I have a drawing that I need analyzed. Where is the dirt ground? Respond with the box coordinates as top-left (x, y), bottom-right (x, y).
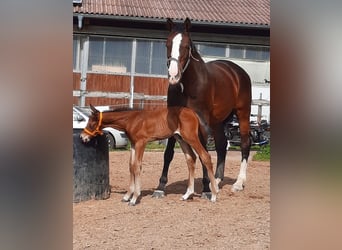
top-left (73, 150), bottom-right (270, 249)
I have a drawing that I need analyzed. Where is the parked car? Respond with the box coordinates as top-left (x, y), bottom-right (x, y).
top-left (73, 106), bottom-right (128, 149)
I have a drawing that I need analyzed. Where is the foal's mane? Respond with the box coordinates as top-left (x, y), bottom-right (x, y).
top-left (102, 107), bottom-right (142, 113)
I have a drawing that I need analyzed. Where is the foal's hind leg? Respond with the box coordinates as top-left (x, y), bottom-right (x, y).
top-left (122, 144), bottom-right (145, 205)
top-left (182, 132), bottom-right (219, 202)
top-left (176, 137), bottom-right (196, 201)
top-left (232, 111), bottom-right (251, 192)
top-left (190, 142), bottom-right (218, 202)
top-left (122, 147), bottom-right (136, 202)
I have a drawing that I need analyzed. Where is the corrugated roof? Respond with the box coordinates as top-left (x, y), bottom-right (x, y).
top-left (73, 0), bottom-right (270, 26)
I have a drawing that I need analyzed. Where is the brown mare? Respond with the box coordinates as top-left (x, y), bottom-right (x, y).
top-left (80, 105), bottom-right (219, 206)
top-left (153, 18), bottom-right (252, 198)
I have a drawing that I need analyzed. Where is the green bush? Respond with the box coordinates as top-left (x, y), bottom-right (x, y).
top-left (253, 144), bottom-right (270, 161)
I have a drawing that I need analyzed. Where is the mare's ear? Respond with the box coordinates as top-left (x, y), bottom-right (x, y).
top-left (90, 104), bottom-right (99, 114)
top-left (166, 18), bottom-right (174, 31)
top-left (184, 17), bottom-right (191, 32)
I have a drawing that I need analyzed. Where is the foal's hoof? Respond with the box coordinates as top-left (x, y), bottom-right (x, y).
top-left (231, 183), bottom-right (245, 192)
top-left (201, 192), bottom-right (212, 200)
top-left (181, 193), bottom-right (194, 201)
top-left (152, 190), bottom-right (165, 198)
top-left (128, 202), bottom-right (136, 206)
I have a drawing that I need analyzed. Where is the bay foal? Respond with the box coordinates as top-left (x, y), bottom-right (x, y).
top-left (80, 105), bottom-right (219, 206)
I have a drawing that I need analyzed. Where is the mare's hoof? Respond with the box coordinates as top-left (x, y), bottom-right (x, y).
top-left (201, 192), bottom-right (212, 200)
top-left (152, 190), bottom-right (165, 198)
top-left (121, 198), bottom-right (129, 203)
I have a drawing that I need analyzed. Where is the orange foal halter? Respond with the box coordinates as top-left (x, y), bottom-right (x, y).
top-left (83, 112), bottom-right (104, 136)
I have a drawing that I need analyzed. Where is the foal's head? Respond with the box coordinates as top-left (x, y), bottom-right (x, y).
top-left (166, 18), bottom-right (193, 84)
top-left (80, 104), bottom-right (103, 143)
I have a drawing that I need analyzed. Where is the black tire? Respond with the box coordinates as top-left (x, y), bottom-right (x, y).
top-left (105, 132), bottom-right (115, 149)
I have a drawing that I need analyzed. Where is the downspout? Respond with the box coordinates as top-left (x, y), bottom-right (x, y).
top-left (129, 39), bottom-right (137, 108)
top-left (79, 37), bottom-right (89, 107)
top-left (78, 15), bottom-right (83, 30)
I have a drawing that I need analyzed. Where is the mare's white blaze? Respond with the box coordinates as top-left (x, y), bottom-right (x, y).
top-left (232, 159), bottom-right (248, 192)
top-left (168, 33), bottom-right (182, 77)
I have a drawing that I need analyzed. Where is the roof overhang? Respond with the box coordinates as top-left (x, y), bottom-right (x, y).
top-left (73, 13), bottom-right (269, 30)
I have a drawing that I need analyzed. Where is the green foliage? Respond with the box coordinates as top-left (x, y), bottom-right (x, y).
top-left (252, 144), bottom-right (270, 161)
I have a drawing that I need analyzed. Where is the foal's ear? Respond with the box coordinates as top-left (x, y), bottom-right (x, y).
top-left (184, 17), bottom-right (191, 32)
top-left (166, 18), bottom-right (174, 31)
top-left (90, 104), bottom-right (99, 114)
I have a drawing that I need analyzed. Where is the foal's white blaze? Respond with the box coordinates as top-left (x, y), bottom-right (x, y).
top-left (232, 159), bottom-right (248, 192)
top-left (168, 33), bottom-right (182, 84)
top-left (80, 133), bottom-right (90, 143)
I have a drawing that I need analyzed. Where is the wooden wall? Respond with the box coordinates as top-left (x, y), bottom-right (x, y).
top-left (73, 72), bottom-right (169, 110)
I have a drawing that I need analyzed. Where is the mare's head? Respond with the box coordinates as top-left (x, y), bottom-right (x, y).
top-left (80, 104), bottom-right (104, 143)
top-left (166, 18), bottom-right (193, 84)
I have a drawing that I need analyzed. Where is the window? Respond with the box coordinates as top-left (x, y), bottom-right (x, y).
top-left (151, 41), bottom-right (167, 75)
top-left (136, 40), bottom-right (167, 76)
top-left (73, 35), bottom-right (81, 71)
top-left (195, 42), bottom-right (269, 62)
top-left (229, 45), bottom-right (244, 59)
top-left (88, 37), bottom-right (132, 73)
top-left (229, 44), bottom-right (269, 61)
top-left (245, 47), bottom-right (270, 61)
top-left (136, 40), bottom-right (151, 74)
top-left (199, 44), bottom-right (226, 57)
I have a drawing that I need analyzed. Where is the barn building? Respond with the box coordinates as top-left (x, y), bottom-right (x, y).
top-left (73, 0), bottom-right (270, 121)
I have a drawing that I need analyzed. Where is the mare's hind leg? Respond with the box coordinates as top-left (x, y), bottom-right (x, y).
top-left (152, 136), bottom-right (176, 198)
top-left (176, 137), bottom-right (196, 201)
top-left (232, 111), bottom-right (251, 192)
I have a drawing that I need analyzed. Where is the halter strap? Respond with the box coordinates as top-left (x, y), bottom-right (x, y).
top-left (83, 112), bottom-right (104, 136)
top-left (167, 47), bottom-right (196, 74)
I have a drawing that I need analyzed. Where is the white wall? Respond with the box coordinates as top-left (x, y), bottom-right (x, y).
top-left (204, 57), bottom-right (270, 122)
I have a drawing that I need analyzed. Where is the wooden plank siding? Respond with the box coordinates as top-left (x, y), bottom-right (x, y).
top-left (73, 73), bottom-right (81, 89)
top-left (73, 72), bottom-right (169, 110)
top-left (86, 73), bottom-right (131, 92)
top-left (134, 76), bottom-right (169, 96)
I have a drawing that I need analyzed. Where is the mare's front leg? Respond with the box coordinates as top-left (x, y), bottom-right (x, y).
top-left (152, 136), bottom-right (176, 198)
top-left (176, 138), bottom-right (196, 201)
